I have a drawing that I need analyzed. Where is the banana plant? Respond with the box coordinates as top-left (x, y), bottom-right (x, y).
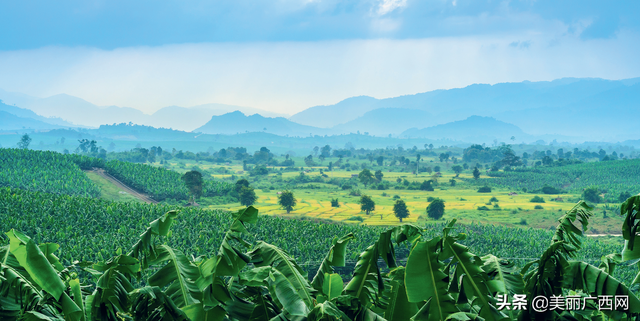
top-left (3, 199), bottom-right (640, 321)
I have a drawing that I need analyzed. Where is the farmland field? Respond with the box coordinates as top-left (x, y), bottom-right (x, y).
top-left (159, 156), bottom-right (629, 233)
top-left (0, 148), bottom-right (101, 197)
top-left (0, 186), bottom-right (632, 284)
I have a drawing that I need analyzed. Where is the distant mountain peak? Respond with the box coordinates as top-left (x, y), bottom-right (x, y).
top-left (195, 110), bottom-right (328, 136)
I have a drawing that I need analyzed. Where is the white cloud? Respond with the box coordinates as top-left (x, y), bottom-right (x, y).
top-left (376, 0), bottom-right (407, 16)
top-left (0, 30), bottom-right (638, 116)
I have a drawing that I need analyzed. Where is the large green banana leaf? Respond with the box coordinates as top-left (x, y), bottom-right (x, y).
top-left (251, 241), bottom-right (315, 309)
top-left (147, 244), bottom-right (202, 308)
top-left (405, 237), bottom-right (458, 321)
top-left (310, 233), bottom-right (355, 293)
top-left (382, 267), bottom-right (417, 321)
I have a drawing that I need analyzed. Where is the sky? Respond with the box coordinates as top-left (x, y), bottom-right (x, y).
top-left (0, 0), bottom-right (639, 115)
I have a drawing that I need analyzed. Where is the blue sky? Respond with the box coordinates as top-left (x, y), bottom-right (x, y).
top-left (0, 0), bottom-right (638, 114)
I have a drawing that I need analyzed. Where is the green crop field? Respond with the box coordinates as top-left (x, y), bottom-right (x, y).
top-left (3, 148), bottom-right (640, 320)
top-left (0, 148), bottom-right (101, 197)
top-left (156, 156), bottom-right (629, 233)
top-left (480, 159), bottom-right (640, 200)
top-left (2, 185), bottom-right (639, 320)
top-left (0, 186), bottom-right (630, 281)
top-left (105, 159), bottom-right (233, 201)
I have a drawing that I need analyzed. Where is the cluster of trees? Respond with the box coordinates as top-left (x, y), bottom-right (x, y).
top-left (581, 186), bottom-right (634, 204)
top-left (356, 194), bottom-right (446, 222)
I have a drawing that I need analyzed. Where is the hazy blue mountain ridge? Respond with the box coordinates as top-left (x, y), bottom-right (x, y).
top-left (331, 108), bottom-right (434, 136)
top-left (290, 77), bottom-right (640, 140)
top-left (401, 116), bottom-right (526, 142)
top-left (0, 90), bottom-right (284, 131)
top-left (0, 101), bottom-right (76, 127)
top-left (194, 111), bottom-right (330, 137)
top-left (0, 110), bottom-right (65, 131)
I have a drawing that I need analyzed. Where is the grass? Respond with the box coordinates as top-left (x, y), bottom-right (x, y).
top-left (85, 172), bottom-right (142, 203)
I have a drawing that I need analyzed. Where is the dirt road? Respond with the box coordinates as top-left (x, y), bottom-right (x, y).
top-left (89, 168), bottom-right (158, 204)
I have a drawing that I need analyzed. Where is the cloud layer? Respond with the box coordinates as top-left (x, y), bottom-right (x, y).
top-left (1, 0), bottom-right (638, 49)
top-left (1, 30), bottom-right (638, 115)
top-left (0, 1), bottom-right (638, 114)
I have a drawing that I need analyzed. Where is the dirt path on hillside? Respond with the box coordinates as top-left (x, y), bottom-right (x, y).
top-left (88, 168), bottom-right (158, 204)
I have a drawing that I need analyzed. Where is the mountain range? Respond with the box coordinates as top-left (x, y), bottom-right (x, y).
top-left (0, 88), bottom-right (286, 131)
top-left (291, 77), bottom-right (640, 140)
top-left (1, 77), bottom-right (640, 143)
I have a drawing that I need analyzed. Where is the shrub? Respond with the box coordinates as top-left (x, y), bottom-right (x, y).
top-left (620, 191), bottom-right (633, 203)
top-left (393, 195), bottom-right (401, 199)
top-left (420, 180), bottom-right (434, 191)
top-left (427, 196), bottom-right (436, 202)
top-left (530, 196), bottom-right (545, 203)
top-left (582, 186), bottom-right (603, 203)
top-left (478, 186), bottom-right (492, 193)
top-left (519, 218), bottom-right (528, 225)
top-left (489, 196), bottom-right (499, 202)
top-left (493, 204), bottom-right (501, 210)
top-left (542, 185), bottom-right (563, 194)
top-left (346, 215), bottom-right (364, 222)
top-left (534, 205), bottom-right (544, 210)
top-left (477, 206), bottom-right (490, 211)
top-left (330, 198), bottom-right (340, 207)
top-left (349, 189), bottom-right (361, 196)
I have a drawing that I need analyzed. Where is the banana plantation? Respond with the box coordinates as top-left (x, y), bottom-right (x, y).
top-left (2, 196), bottom-right (640, 320)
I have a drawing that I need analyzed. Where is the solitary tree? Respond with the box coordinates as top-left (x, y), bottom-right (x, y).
top-left (393, 199), bottom-right (410, 222)
top-left (427, 198), bottom-right (446, 220)
top-left (278, 190), bottom-right (297, 213)
top-left (239, 186), bottom-right (257, 207)
top-left (452, 165), bottom-right (463, 177)
top-left (358, 169), bottom-right (375, 188)
top-left (501, 148), bottom-right (521, 167)
top-left (415, 154), bottom-right (421, 176)
top-left (235, 179), bottom-right (250, 193)
top-left (17, 134), bottom-right (31, 149)
top-left (182, 170), bottom-right (203, 204)
top-left (359, 195), bottom-right (375, 215)
top-left (374, 170), bottom-right (383, 182)
top-left (473, 167), bottom-right (481, 180)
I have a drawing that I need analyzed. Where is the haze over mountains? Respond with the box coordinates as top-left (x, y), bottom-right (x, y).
top-left (0, 88), bottom-right (286, 131)
top-left (290, 77), bottom-right (640, 141)
top-left (1, 77), bottom-right (639, 143)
